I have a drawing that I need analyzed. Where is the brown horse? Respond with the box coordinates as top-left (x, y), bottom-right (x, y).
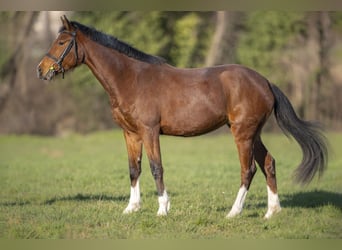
top-left (37, 15), bottom-right (328, 219)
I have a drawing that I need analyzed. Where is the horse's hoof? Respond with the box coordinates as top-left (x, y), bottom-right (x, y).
top-left (123, 203), bottom-right (141, 214)
top-left (157, 210), bottom-right (168, 216)
top-left (264, 205), bottom-right (281, 219)
top-left (157, 200), bottom-right (170, 216)
top-left (226, 209), bottom-right (242, 218)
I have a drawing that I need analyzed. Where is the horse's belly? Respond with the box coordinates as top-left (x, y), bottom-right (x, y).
top-left (160, 107), bottom-right (227, 136)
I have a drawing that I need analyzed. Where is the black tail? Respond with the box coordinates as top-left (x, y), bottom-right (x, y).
top-left (269, 84), bottom-right (328, 185)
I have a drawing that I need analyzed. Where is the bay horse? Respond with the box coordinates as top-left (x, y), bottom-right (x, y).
top-left (37, 15), bottom-right (328, 219)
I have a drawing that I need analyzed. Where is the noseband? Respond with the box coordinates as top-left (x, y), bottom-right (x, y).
top-left (45, 30), bottom-right (79, 79)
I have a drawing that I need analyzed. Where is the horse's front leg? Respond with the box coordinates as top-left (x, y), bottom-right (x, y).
top-left (123, 131), bottom-right (143, 214)
top-left (142, 126), bottom-right (170, 216)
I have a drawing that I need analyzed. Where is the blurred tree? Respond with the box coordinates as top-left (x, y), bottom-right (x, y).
top-left (0, 12), bottom-right (39, 112)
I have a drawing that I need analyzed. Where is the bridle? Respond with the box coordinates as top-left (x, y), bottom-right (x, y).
top-left (45, 30), bottom-right (79, 79)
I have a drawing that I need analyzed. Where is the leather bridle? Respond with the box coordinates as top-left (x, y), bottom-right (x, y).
top-left (45, 30), bottom-right (79, 79)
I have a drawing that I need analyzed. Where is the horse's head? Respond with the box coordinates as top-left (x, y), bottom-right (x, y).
top-left (37, 15), bottom-right (82, 80)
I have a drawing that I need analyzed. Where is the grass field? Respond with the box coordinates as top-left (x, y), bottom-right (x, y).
top-left (0, 130), bottom-right (341, 239)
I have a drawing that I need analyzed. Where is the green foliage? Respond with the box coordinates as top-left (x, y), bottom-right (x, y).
top-left (75, 12), bottom-right (168, 58)
top-left (72, 11), bottom-right (214, 69)
top-left (236, 11), bottom-right (305, 85)
top-left (169, 12), bottom-right (202, 67)
top-left (0, 131), bottom-right (341, 238)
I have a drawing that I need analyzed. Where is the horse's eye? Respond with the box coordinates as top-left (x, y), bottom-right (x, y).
top-left (58, 41), bottom-right (65, 46)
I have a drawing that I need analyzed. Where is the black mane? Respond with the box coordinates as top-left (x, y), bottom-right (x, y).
top-left (61, 21), bottom-right (166, 65)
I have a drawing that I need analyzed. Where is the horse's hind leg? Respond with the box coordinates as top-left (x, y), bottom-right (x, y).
top-left (254, 137), bottom-right (281, 219)
top-left (227, 122), bottom-right (258, 218)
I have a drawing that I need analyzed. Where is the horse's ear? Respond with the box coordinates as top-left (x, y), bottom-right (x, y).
top-left (61, 15), bottom-right (72, 31)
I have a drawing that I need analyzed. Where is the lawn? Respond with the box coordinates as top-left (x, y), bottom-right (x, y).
top-left (0, 130), bottom-right (341, 239)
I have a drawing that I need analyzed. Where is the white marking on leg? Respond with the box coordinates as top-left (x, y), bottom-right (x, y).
top-left (157, 190), bottom-right (170, 216)
top-left (227, 185), bottom-right (248, 218)
top-left (264, 185), bottom-right (281, 219)
top-left (123, 179), bottom-right (141, 214)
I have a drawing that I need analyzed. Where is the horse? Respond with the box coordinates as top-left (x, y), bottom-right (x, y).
top-left (37, 15), bottom-right (328, 219)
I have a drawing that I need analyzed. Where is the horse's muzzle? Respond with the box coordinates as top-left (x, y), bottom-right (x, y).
top-left (37, 66), bottom-right (55, 81)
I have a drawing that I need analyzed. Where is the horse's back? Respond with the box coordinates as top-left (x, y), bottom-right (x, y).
top-left (168, 63), bottom-right (275, 116)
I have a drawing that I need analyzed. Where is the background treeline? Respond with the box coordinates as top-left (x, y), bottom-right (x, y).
top-left (0, 11), bottom-right (341, 135)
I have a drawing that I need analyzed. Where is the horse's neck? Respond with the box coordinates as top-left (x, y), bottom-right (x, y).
top-left (82, 40), bottom-right (135, 97)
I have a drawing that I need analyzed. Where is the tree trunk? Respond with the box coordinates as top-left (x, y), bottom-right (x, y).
top-left (302, 12), bottom-right (328, 122)
top-left (205, 11), bottom-right (243, 66)
top-left (315, 12), bottom-right (332, 124)
top-left (0, 11), bottom-right (39, 113)
top-left (205, 11), bottom-right (228, 66)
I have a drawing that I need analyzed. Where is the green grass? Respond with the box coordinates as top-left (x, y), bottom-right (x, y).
top-left (0, 130), bottom-right (341, 239)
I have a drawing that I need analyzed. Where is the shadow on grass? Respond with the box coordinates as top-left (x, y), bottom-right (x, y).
top-left (0, 200), bottom-right (32, 207)
top-left (2, 190), bottom-right (340, 211)
top-left (0, 193), bottom-right (129, 207)
top-left (43, 193), bottom-right (129, 205)
top-left (281, 189), bottom-right (342, 210)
